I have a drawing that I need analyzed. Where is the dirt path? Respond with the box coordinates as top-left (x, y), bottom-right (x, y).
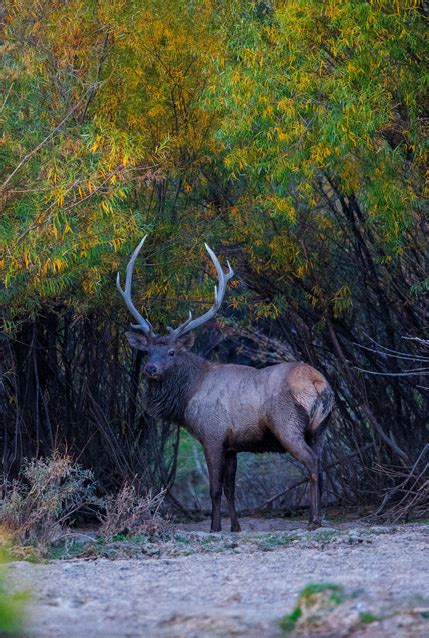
top-left (8, 518), bottom-right (429, 637)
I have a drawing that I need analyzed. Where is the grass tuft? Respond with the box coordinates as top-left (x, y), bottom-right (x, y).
top-left (300, 582), bottom-right (344, 605)
top-left (359, 611), bottom-right (379, 624)
top-left (279, 606), bottom-right (302, 634)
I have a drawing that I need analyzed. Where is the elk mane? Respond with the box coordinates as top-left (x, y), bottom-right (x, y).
top-left (145, 351), bottom-right (208, 422)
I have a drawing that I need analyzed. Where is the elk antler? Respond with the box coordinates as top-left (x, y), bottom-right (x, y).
top-left (116, 235), bottom-right (156, 336)
top-left (167, 244), bottom-right (234, 339)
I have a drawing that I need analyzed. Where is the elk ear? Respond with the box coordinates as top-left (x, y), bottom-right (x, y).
top-left (177, 332), bottom-right (196, 350)
top-left (125, 331), bottom-right (149, 351)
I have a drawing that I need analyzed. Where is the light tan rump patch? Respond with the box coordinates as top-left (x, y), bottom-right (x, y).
top-left (288, 363), bottom-right (328, 411)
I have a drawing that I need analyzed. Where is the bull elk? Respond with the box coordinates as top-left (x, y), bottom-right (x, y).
top-left (117, 236), bottom-right (334, 531)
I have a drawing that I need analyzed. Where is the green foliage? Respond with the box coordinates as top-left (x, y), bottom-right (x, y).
top-left (299, 582), bottom-right (344, 605)
top-left (280, 582), bottom-right (346, 634)
top-left (279, 605), bottom-right (302, 634)
top-left (1, 0), bottom-right (222, 323)
top-left (0, 547), bottom-right (29, 635)
top-left (210, 0), bottom-right (427, 317)
top-left (2, 0), bottom-right (426, 324)
top-left (359, 611), bottom-right (379, 624)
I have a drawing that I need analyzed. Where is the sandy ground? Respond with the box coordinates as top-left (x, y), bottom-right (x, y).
top-left (7, 517), bottom-right (429, 638)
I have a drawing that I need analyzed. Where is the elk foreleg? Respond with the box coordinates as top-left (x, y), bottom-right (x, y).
top-left (223, 451), bottom-right (241, 532)
top-left (204, 446), bottom-right (225, 532)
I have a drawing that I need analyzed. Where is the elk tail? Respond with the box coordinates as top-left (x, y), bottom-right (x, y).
top-left (308, 384), bottom-right (335, 434)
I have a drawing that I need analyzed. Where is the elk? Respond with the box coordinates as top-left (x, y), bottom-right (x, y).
top-left (117, 236), bottom-right (334, 531)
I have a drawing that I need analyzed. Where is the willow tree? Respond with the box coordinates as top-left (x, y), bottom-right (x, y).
top-left (1, 0), bottom-right (224, 321)
top-left (0, 0), bottom-right (225, 487)
top-left (207, 0), bottom-right (428, 476)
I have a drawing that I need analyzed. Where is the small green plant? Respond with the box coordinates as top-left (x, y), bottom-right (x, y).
top-left (300, 582), bottom-right (345, 605)
top-left (48, 540), bottom-right (87, 561)
top-left (256, 532), bottom-right (301, 551)
top-left (174, 534), bottom-right (191, 545)
top-left (313, 529), bottom-right (341, 542)
top-left (279, 583), bottom-right (346, 634)
top-left (359, 612), bottom-right (379, 624)
top-left (279, 606), bottom-right (302, 634)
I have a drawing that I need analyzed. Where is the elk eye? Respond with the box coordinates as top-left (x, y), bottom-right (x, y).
top-left (168, 349), bottom-right (175, 357)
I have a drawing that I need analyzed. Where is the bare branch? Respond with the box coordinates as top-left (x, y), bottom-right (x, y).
top-left (354, 367), bottom-right (429, 377)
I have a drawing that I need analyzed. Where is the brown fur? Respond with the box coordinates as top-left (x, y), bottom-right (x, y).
top-left (126, 332), bottom-right (334, 532)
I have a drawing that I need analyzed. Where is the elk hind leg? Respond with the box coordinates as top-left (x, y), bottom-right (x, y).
top-left (223, 451), bottom-right (241, 532)
top-left (306, 416), bottom-right (330, 503)
top-left (288, 441), bottom-right (321, 529)
top-left (271, 407), bottom-right (321, 529)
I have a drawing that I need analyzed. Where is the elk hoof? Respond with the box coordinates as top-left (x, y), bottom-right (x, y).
top-left (307, 521), bottom-right (322, 531)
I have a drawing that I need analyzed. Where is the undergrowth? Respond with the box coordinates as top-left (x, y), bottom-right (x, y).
top-left (0, 455), bottom-right (169, 556)
top-left (100, 484), bottom-right (170, 540)
top-left (0, 454), bottom-right (101, 552)
top-left (279, 582), bottom-right (386, 635)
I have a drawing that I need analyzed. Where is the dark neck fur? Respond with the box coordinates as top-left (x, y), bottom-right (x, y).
top-left (145, 352), bottom-right (208, 423)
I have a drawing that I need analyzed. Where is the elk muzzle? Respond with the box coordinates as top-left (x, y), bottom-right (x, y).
top-left (144, 363), bottom-right (160, 379)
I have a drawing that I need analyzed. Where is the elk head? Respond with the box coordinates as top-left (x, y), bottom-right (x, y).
top-left (117, 236), bottom-right (234, 380)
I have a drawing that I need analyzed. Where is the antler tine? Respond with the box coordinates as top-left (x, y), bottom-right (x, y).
top-left (116, 235), bottom-right (155, 336)
top-left (166, 310), bottom-right (193, 335)
top-left (169, 244), bottom-right (234, 339)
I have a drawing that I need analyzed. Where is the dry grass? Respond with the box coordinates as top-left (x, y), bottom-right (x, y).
top-left (100, 483), bottom-right (170, 540)
top-left (0, 454), bottom-right (101, 552)
top-left (0, 455), bottom-right (171, 555)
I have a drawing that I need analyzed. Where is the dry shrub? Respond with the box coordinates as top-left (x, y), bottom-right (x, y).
top-left (0, 454), bottom-right (102, 550)
top-left (100, 484), bottom-right (170, 540)
top-left (369, 444), bottom-right (429, 523)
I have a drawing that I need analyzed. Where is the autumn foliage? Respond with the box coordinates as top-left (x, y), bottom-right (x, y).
top-left (1, 1), bottom-right (427, 510)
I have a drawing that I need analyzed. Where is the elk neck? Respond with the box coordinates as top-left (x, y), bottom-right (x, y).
top-left (145, 350), bottom-right (209, 423)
